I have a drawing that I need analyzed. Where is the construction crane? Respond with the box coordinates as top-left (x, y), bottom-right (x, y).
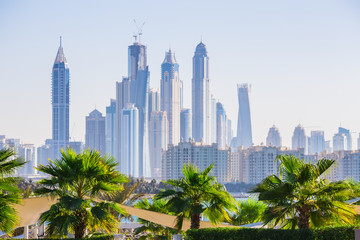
top-left (133, 19), bottom-right (145, 43)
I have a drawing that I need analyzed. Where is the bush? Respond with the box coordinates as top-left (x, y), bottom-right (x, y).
top-left (185, 226), bottom-right (357, 240)
top-left (15, 235), bottom-right (114, 240)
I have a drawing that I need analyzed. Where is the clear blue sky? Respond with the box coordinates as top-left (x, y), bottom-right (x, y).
top-left (1, 0), bottom-right (360, 148)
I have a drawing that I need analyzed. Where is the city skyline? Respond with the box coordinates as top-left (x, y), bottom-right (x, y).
top-left (1, 1), bottom-right (360, 149)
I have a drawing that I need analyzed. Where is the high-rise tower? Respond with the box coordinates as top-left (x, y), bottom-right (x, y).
top-left (236, 84), bottom-right (252, 148)
top-left (161, 50), bottom-right (181, 145)
top-left (116, 40), bottom-right (150, 177)
top-left (51, 37), bottom-right (70, 159)
top-left (192, 42), bottom-right (211, 144)
top-left (85, 109), bottom-right (106, 154)
top-left (292, 124), bottom-right (307, 152)
top-left (266, 125), bottom-right (282, 147)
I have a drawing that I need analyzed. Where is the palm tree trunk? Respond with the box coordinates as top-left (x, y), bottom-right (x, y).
top-left (297, 206), bottom-right (310, 229)
top-left (190, 211), bottom-right (201, 229)
top-left (74, 209), bottom-right (87, 238)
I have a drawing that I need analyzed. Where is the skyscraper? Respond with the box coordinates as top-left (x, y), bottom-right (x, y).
top-left (120, 104), bottom-right (139, 177)
top-left (180, 109), bottom-right (192, 142)
top-left (149, 111), bottom-right (169, 179)
top-left (338, 127), bottom-right (352, 150)
top-left (211, 96), bottom-right (217, 144)
top-left (309, 130), bottom-right (325, 155)
top-left (333, 133), bottom-right (346, 152)
top-left (115, 77), bottom-right (131, 165)
top-left (148, 88), bottom-right (160, 121)
top-left (236, 84), bottom-right (253, 148)
top-left (85, 109), bottom-right (106, 154)
top-left (161, 50), bottom-right (181, 145)
top-left (51, 37), bottom-right (70, 159)
top-left (128, 42), bottom-right (150, 177)
top-left (216, 102), bottom-right (228, 149)
top-left (192, 42), bottom-right (211, 144)
top-left (266, 125), bottom-right (282, 147)
top-left (292, 124), bottom-right (307, 152)
top-left (106, 99), bottom-right (116, 157)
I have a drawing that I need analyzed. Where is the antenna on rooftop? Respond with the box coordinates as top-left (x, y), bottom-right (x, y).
top-left (133, 19), bottom-right (145, 43)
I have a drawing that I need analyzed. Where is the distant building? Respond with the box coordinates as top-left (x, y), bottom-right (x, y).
top-left (180, 109), bottom-right (192, 142)
top-left (216, 102), bottom-right (228, 149)
top-left (18, 144), bottom-right (36, 176)
top-left (37, 140), bottom-right (52, 172)
top-left (232, 146), bottom-right (307, 184)
top-left (357, 133), bottom-right (360, 150)
top-left (0, 135), bottom-right (5, 150)
top-left (266, 125), bottom-right (282, 147)
top-left (85, 109), bottom-right (106, 154)
top-left (149, 111), bottom-right (169, 179)
top-left (338, 127), bottom-right (352, 150)
top-left (333, 133), bottom-right (347, 152)
top-left (211, 96), bottom-right (217, 144)
top-left (192, 42), bottom-right (211, 144)
top-left (148, 88), bottom-right (160, 121)
top-left (69, 141), bottom-right (83, 154)
top-left (106, 99), bottom-right (116, 157)
top-left (120, 104), bottom-right (139, 177)
top-left (236, 84), bottom-right (252, 148)
top-left (161, 50), bottom-right (181, 145)
top-left (291, 125), bottom-right (307, 152)
top-left (309, 131), bottom-right (325, 155)
top-left (51, 38), bottom-right (70, 160)
top-left (162, 141), bottom-right (231, 183)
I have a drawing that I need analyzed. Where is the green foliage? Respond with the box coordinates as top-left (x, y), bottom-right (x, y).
top-left (134, 197), bottom-right (177, 239)
top-left (156, 163), bottom-right (237, 230)
top-left (15, 234), bottom-right (114, 240)
top-left (35, 149), bottom-right (128, 238)
top-left (251, 155), bottom-right (357, 229)
top-left (0, 148), bottom-right (26, 234)
top-left (230, 198), bottom-right (267, 225)
top-left (185, 226), bottom-right (357, 240)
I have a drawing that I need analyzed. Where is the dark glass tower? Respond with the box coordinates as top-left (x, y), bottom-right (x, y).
top-left (51, 37), bottom-right (70, 159)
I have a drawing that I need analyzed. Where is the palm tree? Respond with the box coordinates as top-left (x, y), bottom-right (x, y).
top-left (230, 198), bottom-right (267, 226)
top-left (155, 163), bottom-right (236, 230)
top-left (35, 149), bottom-right (128, 238)
top-left (134, 198), bottom-right (176, 239)
top-left (0, 149), bottom-right (26, 234)
top-left (251, 155), bottom-right (356, 229)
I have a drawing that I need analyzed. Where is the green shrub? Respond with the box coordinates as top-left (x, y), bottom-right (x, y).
top-left (15, 235), bottom-right (114, 240)
top-left (185, 226), bottom-right (357, 240)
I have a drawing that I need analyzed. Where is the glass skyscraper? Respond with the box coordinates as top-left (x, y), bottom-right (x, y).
top-left (192, 42), bottom-right (211, 144)
top-left (51, 38), bottom-right (70, 159)
top-left (236, 84), bottom-right (253, 148)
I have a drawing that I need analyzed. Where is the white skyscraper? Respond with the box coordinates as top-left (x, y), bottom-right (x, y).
top-left (211, 96), bottom-right (217, 144)
top-left (192, 42), bottom-right (211, 144)
top-left (266, 125), bottom-right (282, 147)
top-left (120, 104), bottom-right (139, 177)
top-left (18, 144), bottom-right (36, 176)
top-left (236, 84), bottom-right (252, 148)
top-left (149, 111), bottom-right (169, 179)
top-left (161, 50), bottom-right (181, 145)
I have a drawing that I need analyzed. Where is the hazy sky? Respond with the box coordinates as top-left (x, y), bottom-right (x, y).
top-left (1, 0), bottom-right (360, 148)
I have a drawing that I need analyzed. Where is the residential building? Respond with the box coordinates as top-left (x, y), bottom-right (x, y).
top-left (162, 141), bottom-right (231, 183)
top-left (148, 88), bottom-right (160, 121)
top-left (180, 109), bottom-right (192, 142)
top-left (309, 131), bottom-right (325, 155)
top-left (192, 42), bottom-right (211, 144)
top-left (51, 37), bottom-right (70, 160)
top-left (85, 109), bottom-right (106, 154)
top-left (216, 102), bottom-right (228, 149)
top-left (235, 84), bottom-right (252, 148)
top-left (149, 111), bottom-right (169, 179)
top-left (106, 99), bottom-right (116, 157)
top-left (120, 104), bottom-right (139, 177)
top-left (266, 125), bottom-right (282, 147)
top-left (160, 50), bottom-right (181, 145)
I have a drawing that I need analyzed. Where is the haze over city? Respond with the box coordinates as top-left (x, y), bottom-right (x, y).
top-left (1, 0), bottom-right (360, 148)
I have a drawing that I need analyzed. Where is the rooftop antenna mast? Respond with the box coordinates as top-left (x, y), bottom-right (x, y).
top-left (133, 19), bottom-right (145, 43)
